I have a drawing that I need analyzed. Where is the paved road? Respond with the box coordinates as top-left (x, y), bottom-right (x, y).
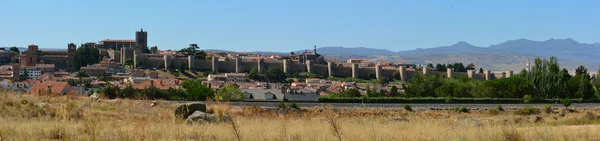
top-left (170, 101), bottom-right (600, 110)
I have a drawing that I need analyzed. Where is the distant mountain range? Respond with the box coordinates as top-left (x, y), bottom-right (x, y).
top-left (206, 38), bottom-right (600, 71)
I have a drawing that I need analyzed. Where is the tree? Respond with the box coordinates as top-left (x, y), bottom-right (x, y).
top-left (72, 44), bottom-right (101, 71)
top-left (101, 84), bottom-right (119, 99)
top-left (118, 85), bottom-right (136, 98)
top-left (178, 62), bottom-right (185, 73)
top-left (402, 73), bottom-right (444, 97)
top-left (576, 65), bottom-right (588, 76)
top-left (388, 85), bottom-right (399, 97)
top-left (248, 67), bottom-right (259, 80)
top-left (141, 81), bottom-right (166, 99)
top-left (19, 69), bottom-right (29, 81)
top-left (124, 58), bottom-right (134, 66)
top-left (265, 68), bottom-right (286, 83)
top-left (391, 71), bottom-right (400, 80)
top-left (181, 79), bottom-right (214, 101)
top-left (140, 46), bottom-right (151, 53)
top-left (76, 72), bottom-right (89, 77)
top-left (216, 83), bottom-right (244, 101)
top-left (562, 97), bottom-right (572, 108)
top-left (9, 47), bottom-right (19, 53)
top-left (427, 63), bottom-right (433, 69)
top-left (479, 68), bottom-right (484, 73)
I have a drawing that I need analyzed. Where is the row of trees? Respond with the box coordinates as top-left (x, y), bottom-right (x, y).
top-left (98, 79), bottom-right (245, 101)
top-left (72, 44), bottom-right (101, 71)
top-left (248, 67), bottom-right (287, 83)
top-left (402, 56), bottom-right (600, 100)
top-left (430, 62), bottom-right (476, 72)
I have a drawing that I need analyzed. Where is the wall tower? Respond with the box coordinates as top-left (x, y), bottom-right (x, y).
top-left (135, 28), bottom-right (148, 47)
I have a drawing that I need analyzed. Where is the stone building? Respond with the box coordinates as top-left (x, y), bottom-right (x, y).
top-left (289, 45), bottom-right (325, 64)
top-left (20, 44), bottom-right (76, 71)
top-left (97, 28), bottom-right (148, 50)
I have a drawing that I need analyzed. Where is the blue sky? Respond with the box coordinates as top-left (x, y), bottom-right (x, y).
top-left (1, 0), bottom-right (599, 52)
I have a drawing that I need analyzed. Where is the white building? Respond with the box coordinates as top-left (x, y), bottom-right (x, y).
top-left (208, 73), bottom-right (247, 82)
top-left (225, 73), bottom-right (247, 82)
top-left (20, 68), bottom-right (42, 79)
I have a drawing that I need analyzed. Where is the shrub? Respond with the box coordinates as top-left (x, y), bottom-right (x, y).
top-left (523, 95), bottom-right (533, 103)
top-left (403, 104), bottom-right (413, 112)
top-left (514, 106), bottom-right (541, 115)
top-left (445, 96), bottom-right (453, 103)
top-left (278, 101), bottom-right (286, 108)
top-left (544, 104), bottom-right (552, 113)
top-left (562, 97), bottom-right (572, 108)
top-left (289, 102), bottom-right (299, 109)
top-left (459, 106), bottom-right (469, 113)
top-left (453, 106), bottom-right (460, 112)
top-left (496, 105), bottom-right (504, 111)
top-left (20, 99), bottom-right (28, 105)
top-left (488, 108), bottom-right (499, 115)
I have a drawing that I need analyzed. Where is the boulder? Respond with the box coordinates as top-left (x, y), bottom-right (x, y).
top-left (174, 102), bottom-right (207, 119)
top-left (89, 93), bottom-right (100, 101)
top-left (35, 103), bottom-right (49, 108)
top-left (185, 111), bottom-right (218, 124)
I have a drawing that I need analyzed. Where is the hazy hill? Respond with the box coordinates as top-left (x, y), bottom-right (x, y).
top-left (294, 47), bottom-right (395, 55)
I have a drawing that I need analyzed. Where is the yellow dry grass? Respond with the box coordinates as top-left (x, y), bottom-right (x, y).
top-left (2, 94), bottom-right (600, 141)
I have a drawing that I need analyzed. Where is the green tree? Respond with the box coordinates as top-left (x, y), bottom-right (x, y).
top-left (391, 71), bottom-right (400, 80)
top-left (402, 73), bottom-right (444, 97)
top-left (101, 84), bottom-right (119, 99)
top-left (140, 46), bottom-right (151, 53)
top-left (181, 79), bottom-right (214, 101)
top-left (76, 71), bottom-right (89, 77)
top-left (9, 47), bottom-right (19, 53)
top-left (479, 68), bottom-right (484, 73)
top-left (388, 85), bottom-right (399, 97)
top-left (118, 85), bottom-right (137, 98)
top-left (216, 83), bottom-right (245, 101)
top-left (576, 65), bottom-right (588, 76)
top-left (141, 81), bottom-right (166, 99)
top-left (265, 68), bottom-right (286, 83)
top-left (248, 67), bottom-right (259, 80)
top-left (124, 58), bottom-right (134, 66)
top-left (19, 69), bottom-right (30, 81)
top-left (178, 62), bottom-right (185, 73)
top-left (72, 44), bottom-right (101, 71)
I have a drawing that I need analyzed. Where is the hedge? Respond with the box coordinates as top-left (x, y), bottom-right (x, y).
top-left (317, 97), bottom-right (590, 104)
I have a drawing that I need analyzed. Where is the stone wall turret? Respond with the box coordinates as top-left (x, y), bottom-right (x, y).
top-left (327, 62), bottom-right (335, 77)
top-left (447, 68), bottom-right (453, 78)
top-left (399, 66), bottom-right (406, 83)
top-left (212, 57), bottom-right (219, 72)
top-left (351, 63), bottom-right (359, 78)
top-left (283, 59), bottom-right (290, 74)
top-left (306, 60), bottom-right (313, 73)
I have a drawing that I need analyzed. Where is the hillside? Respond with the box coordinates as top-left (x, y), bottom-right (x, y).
top-left (324, 52), bottom-right (599, 72)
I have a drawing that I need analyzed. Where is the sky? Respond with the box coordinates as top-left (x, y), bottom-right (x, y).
top-left (1, 0), bottom-right (599, 52)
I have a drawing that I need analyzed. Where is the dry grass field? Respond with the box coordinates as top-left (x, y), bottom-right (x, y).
top-left (2, 94), bottom-right (600, 141)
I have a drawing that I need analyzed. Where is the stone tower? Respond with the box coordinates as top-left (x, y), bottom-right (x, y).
top-left (313, 45), bottom-right (317, 54)
top-left (135, 28), bottom-right (148, 47)
top-left (24, 44), bottom-right (39, 66)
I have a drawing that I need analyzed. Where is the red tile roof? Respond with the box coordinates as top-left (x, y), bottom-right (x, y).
top-left (30, 81), bottom-right (75, 96)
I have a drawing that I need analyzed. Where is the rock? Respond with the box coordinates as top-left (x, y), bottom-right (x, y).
top-left (557, 113), bottom-right (565, 117)
top-left (529, 116), bottom-right (543, 123)
top-left (35, 103), bottom-right (49, 108)
top-left (185, 111), bottom-right (219, 125)
top-left (150, 101), bottom-right (157, 107)
top-left (390, 116), bottom-right (409, 122)
top-left (174, 102), bottom-right (207, 119)
top-left (89, 93), bottom-right (99, 101)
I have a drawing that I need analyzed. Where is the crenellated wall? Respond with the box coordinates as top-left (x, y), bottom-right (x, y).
top-left (134, 55), bottom-right (518, 81)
